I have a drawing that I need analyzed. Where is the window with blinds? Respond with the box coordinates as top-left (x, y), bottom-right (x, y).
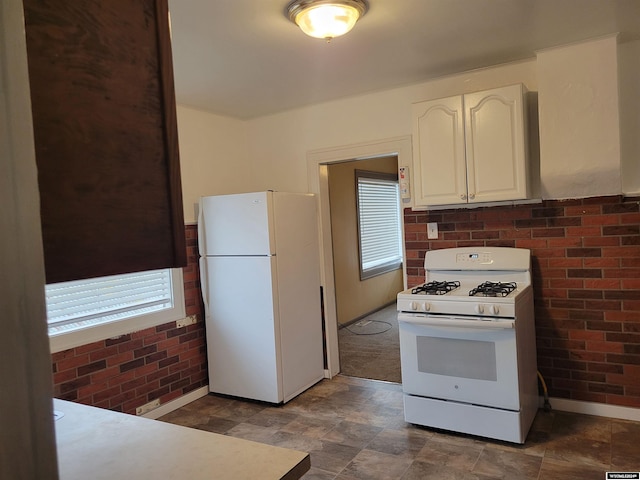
top-left (356, 170), bottom-right (403, 280)
top-left (46, 268), bottom-right (185, 353)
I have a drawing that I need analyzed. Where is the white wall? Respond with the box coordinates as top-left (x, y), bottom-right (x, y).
top-left (537, 35), bottom-right (622, 200)
top-left (244, 59), bottom-right (538, 193)
top-left (176, 106), bottom-right (251, 223)
top-left (619, 39), bottom-right (640, 195)
top-left (176, 37), bottom-right (640, 203)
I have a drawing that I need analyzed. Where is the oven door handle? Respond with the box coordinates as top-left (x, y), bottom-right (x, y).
top-left (399, 315), bottom-right (515, 330)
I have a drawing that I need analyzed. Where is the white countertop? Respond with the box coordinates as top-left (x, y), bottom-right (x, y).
top-left (54, 399), bottom-right (310, 480)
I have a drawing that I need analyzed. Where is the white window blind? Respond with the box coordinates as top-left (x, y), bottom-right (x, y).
top-left (46, 269), bottom-right (174, 336)
top-left (356, 171), bottom-right (403, 279)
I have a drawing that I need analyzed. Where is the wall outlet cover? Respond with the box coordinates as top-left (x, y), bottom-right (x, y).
top-left (427, 222), bottom-right (438, 239)
top-left (176, 315), bottom-right (197, 328)
top-left (136, 398), bottom-right (160, 416)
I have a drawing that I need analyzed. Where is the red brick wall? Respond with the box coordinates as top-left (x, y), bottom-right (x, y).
top-left (51, 224), bottom-right (207, 414)
top-left (404, 195), bottom-right (640, 409)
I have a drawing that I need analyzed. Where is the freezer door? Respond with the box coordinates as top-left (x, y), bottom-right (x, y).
top-left (198, 192), bottom-right (275, 256)
top-left (200, 255), bottom-right (282, 403)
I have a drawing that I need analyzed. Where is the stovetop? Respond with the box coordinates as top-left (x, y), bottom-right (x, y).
top-left (411, 281), bottom-right (461, 295)
top-left (397, 280), bottom-right (530, 318)
top-left (469, 281), bottom-right (518, 297)
top-left (397, 247), bottom-right (533, 318)
top-left (411, 280), bottom-right (519, 298)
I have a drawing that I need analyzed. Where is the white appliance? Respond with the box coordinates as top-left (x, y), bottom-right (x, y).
top-left (198, 191), bottom-right (324, 404)
top-left (397, 247), bottom-right (538, 443)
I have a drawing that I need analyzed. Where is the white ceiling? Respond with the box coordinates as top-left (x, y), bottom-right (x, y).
top-left (167, 0), bottom-right (640, 120)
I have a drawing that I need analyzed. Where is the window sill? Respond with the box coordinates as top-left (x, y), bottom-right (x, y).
top-left (49, 308), bottom-right (185, 354)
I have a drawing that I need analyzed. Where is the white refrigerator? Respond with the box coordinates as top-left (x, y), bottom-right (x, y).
top-left (198, 191), bottom-right (325, 403)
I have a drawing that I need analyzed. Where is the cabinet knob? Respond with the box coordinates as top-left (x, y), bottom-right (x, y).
top-left (469, 193), bottom-right (475, 200)
top-left (460, 194), bottom-right (466, 200)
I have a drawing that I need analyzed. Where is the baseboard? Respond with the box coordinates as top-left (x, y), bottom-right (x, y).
top-left (138, 385), bottom-right (640, 423)
top-left (338, 301), bottom-right (397, 329)
top-left (142, 386), bottom-right (209, 420)
top-left (544, 396), bottom-right (640, 422)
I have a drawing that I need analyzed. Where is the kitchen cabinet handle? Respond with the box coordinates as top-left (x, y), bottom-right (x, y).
top-left (199, 257), bottom-right (209, 315)
top-left (469, 193), bottom-right (475, 199)
top-left (460, 194), bottom-right (466, 200)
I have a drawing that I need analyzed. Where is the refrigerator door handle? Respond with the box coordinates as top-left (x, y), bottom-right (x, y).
top-left (199, 257), bottom-right (209, 315)
top-left (197, 198), bottom-right (205, 257)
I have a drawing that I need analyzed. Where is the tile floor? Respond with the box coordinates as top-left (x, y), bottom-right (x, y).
top-left (159, 375), bottom-right (640, 479)
top-left (338, 304), bottom-right (401, 384)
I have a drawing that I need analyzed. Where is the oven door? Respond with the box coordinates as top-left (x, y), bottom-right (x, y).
top-left (399, 312), bottom-right (520, 411)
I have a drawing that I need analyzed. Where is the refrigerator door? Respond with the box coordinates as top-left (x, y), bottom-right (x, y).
top-left (272, 193), bottom-right (324, 401)
top-left (200, 255), bottom-right (282, 403)
top-left (198, 192), bottom-right (275, 256)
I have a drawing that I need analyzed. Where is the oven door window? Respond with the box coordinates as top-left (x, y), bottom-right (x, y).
top-left (417, 336), bottom-right (497, 381)
top-left (399, 317), bottom-right (520, 410)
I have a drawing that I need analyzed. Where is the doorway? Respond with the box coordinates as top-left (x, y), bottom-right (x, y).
top-left (327, 156), bottom-right (403, 382)
top-left (306, 136), bottom-right (413, 380)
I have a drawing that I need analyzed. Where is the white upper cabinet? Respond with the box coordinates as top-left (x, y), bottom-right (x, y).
top-left (412, 84), bottom-right (529, 207)
top-left (412, 95), bottom-right (467, 206)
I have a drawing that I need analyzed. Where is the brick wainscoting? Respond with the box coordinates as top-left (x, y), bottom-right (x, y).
top-left (51, 224), bottom-right (207, 414)
top-left (404, 195), bottom-right (640, 409)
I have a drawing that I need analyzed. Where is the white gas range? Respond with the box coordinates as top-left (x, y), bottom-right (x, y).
top-left (397, 247), bottom-right (538, 444)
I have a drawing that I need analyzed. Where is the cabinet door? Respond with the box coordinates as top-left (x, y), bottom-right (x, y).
top-left (412, 96), bottom-right (467, 206)
top-left (464, 84), bottom-right (529, 203)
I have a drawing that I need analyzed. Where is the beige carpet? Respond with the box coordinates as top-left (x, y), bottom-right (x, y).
top-left (337, 303), bottom-right (401, 383)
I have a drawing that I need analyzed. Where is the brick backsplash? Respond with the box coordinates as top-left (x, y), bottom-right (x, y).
top-left (404, 195), bottom-right (640, 409)
top-left (51, 224), bottom-right (207, 414)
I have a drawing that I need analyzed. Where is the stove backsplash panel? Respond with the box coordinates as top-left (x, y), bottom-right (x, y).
top-left (404, 195), bottom-right (640, 409)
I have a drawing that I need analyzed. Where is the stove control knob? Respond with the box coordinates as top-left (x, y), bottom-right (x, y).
top-left (490, 305), bottom-right (499, 315)
top-left (423, 303), bottom-right (431, 312)
top-left (475, 304), bottom-right (485, 314)
top-left (410, 301), bottom-right (419, 311)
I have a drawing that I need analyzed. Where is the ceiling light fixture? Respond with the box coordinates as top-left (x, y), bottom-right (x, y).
top-left (286, 0), bottom-right (369, 41)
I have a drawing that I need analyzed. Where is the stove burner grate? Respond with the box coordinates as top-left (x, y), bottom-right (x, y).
top-left (469, 281), bottom-right (517, 297)
top-left (412, 281), bottom-right (460, 295)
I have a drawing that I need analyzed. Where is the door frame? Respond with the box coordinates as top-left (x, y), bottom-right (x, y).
top-left (307, 136), bottom-right (412, 377)
top-left (1, 0), bottom-right (59, 475)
